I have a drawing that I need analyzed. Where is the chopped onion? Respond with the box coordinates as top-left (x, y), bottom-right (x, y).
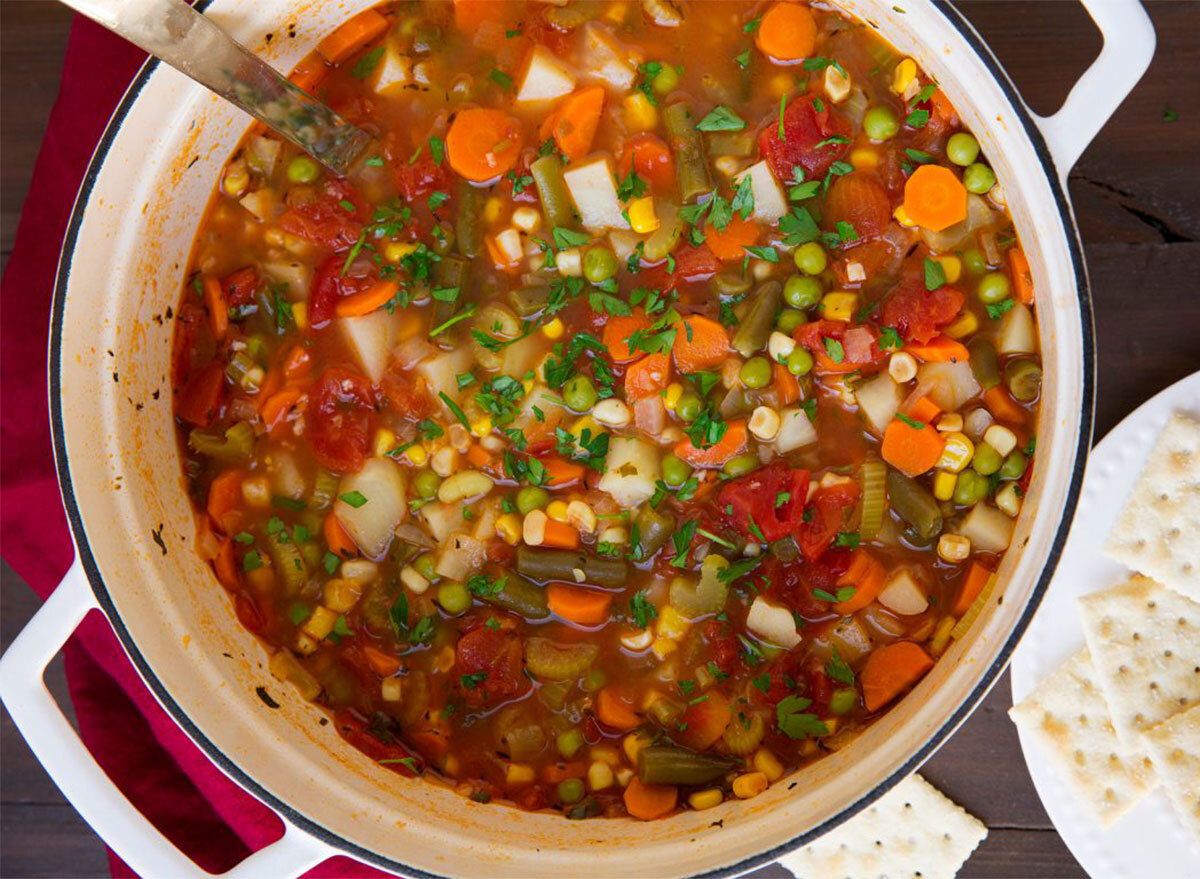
top-left (393, 335), bottom-right (433, 369)
top-left (634, 394), bottom-right (666, 436)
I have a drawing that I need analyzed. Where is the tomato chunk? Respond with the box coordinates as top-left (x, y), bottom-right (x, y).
top-left (279, 179), bottom-right (367, 251)
top-left (718, 461), bottom-right (811, 544)
top-left (760, 94), bottom-right (852, 181)
top-left (795, 482), bottom-right (860, 561)
top-left (309, 253), bottom-right (378, 327)
top-left (307, 366), bottom-right (376, 473)
top-left (455, 626), bottom-right (529, 708)
top-left (880, 278), bottom-right (966, 344)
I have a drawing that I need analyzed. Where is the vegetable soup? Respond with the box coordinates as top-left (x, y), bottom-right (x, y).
top-left (174, 0), bottom-right (1042, 820)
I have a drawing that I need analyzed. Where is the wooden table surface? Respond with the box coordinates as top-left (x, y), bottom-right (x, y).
top-left (2, 2), bottom-right (1197, 877)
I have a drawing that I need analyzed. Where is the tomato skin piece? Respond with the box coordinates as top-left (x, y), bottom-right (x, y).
top-left (794, 319), bottom-right (886, 372)
top-left (177, 361), bottom-right (227, 427)
top-left (879, 278), bottom-right (966, 344)
top-left (455, 626), bottom-right (529, 708)
top-left (637, 245), bottom-right (719, 292)
top-left (308, 254), bottom-right (378, 327)
top-left (823, 172), bottom-right (892, 240)
top-left (393, 152), bottom-right (451, 202)
top-left (795, 482), bottom-right (861, 561)
top-left (221, 266), bottom-right (262, 308)
top-left (718, 461), bottom-right (811, 544)
top-left (760, 94), bottom-right (852, 181)
top-left (307, 366), bottom-right (376, 474)
top-left (379, 366), bottom-right (433, 420)
top-left (279, 179), bottom-right (367, 251)
top-left (334, 710), bottom-right (424, 777)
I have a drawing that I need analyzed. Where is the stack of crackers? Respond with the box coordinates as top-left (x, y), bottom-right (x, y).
top-left (1010, 413), bottom-right (1200, 839)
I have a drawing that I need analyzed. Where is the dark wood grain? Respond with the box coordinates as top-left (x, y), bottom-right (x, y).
top-left (1, 2), bottom-right (1197, 877)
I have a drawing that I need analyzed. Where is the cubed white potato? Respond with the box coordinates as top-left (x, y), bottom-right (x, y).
top-left (856, 372), bottom-right (902, 436)
top-left (416, 346), bottom-right (474, 405)
top-left (827, 616), bottom-right (873, 661)
top-left (334, 458), bottom-right (407, 559)
top-left (267, 449), bottom-right (306, 501)
top-left (877, 569), bottom-right (929, 616)
top-left (608, 228), bottom-right (642, 262)
top-left (776, 406), bottom-right (819, 453)
top-left (957, 503), bottom-right (1015, 554)
top-left (746, 597), bottom-right (801, 648)
top-left (733, 161), bottom-right (788, 224)
top-left (435, 534), bottom-right (486, 581)
top-left (246, 135), bottom-right (281, 176)
top-left (563, 156), bottom-right (630, 231)
top-left (262, 261), bottom-right (312, 300)
top-left (239, 189), bottom-right (275, 223)
top-left (582, 22), bottom-right (638, 91)
top-left (597, 436), bottom-right (660, 508)
top-left (500, 332), bottom-right (543, 379)
top-left (995, 302), bottom-right (1036, 355)
top-left (419, 501), bottom-right (468, 544)
top-left (516, 45), bottom-right (576, 103)
top-left (338, 310), bottom-right (401, 383)
top-left (917, 360), bottom-right (981, 412)
top-left (373, 42), bottom-right (413, 95)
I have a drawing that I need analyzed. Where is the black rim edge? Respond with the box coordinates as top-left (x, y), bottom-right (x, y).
top-left (46, 3), bottom-right (1094, 877)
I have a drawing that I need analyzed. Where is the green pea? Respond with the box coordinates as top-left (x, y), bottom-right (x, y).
top-left (557, 778), bottom-right (586, 805)
top-left (863, 105), bottom-right (900, 141)
top-left (563, 374), bottom-right (598, 412)
top-left (784, 275), bottom-right (823, 309)
top-left (999, 450), bottom-right (1029, 481)
top-left (675, 392), bottom-right (702, 423)
top-left (413, 469), bottom-right (441, 499)
top-left (723, 453), bottom-right (759, 478)
top-left (652, 64), bottom-right (680, 95)
top-left (516, 486), bottom-right (550, 515)
top-left (661, 454), bottom-right (692, 488)
top-left (971, 442), bottom-right (1003, 476)
top-left (952, 470), bottom-right (988, 506)
top-left (583, 246), bottom-right (618, 284)
top-left (977, 272), bottom-right (1011, 304)
top-left (830, 687), bottom-right (858, 716)
top-left (946, 132), bottom-right (980, 167)
top-left (437, 581), bottom-right (471, 614)
top-left (776, 308), bottom-right (808, 333)
top-left (793, 241), bottom-right (827, 276)
top-left (556, 728), bottom-right (585, 758)
top-left (786, 347), bottom-right (814, 376)
top-left (740, 356), bottom-right (772, 389)
top-left (963, 162), bottom-right (996, 194)
top-left (414, 553), bottom-right (437, 582)
top-left (962, 247), bottom-right (988, 275)
top-left (286, 156), bottom-right (321, 184)
top-left (1004, 359), bottom-right (1042, 402)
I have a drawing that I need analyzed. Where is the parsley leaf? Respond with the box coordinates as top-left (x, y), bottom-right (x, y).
top-left (630, 591), bottom-right (657, 628)
top-left (488, 69), bottom-right (513, 90)
top-left (987, 298), bottom-right (1015, 319)
top-left (671, 520), bottom-right (699, 568)
top-left (777, 694), bottom-right (830, 739)
top-left (895, 412), bottom-right (925, 429)
top-left (826, 648), bottom-right (855, 686)
top-left (552, 226), bottom-right (591, 249)
top-left (351, 47), bottom-right (384, 79)
top-left (696, 106), bottom-right (747, 132)
top-left (339, 490), bottom-right (368, 508)
top-left (823, 337), bottom-right (845, 364)
top-left (879, 326), bottom-right (904, 350)
top-left (924, 257), bottom-right (946, 291)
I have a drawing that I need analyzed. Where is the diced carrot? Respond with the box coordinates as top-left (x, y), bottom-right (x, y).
top-left (905, 335), bottom-right (970, 363)
top-left (452, 0), bottom-right (509, 33)
top-left (325, 514), bottom-right (358, 559)
top-left (540, 519), bottom-right (581, 550)
top-left (983, 386), bottom-right (1027, 425)
top-left (203, 276), bottom-right (229, 341)
top-left (675, 420), bottom-right (748, 468)
top-left (288, 55), bottom-right (328, 93)
top-left (625, 352), bottom-right (672, 401)
top-left (617, 133), bottom-right (676, 192)
top-left (624, 778), bottom-right (678, 821)
top-left (177, 362), bottom-right (226, 428)
top-left (1009, 248), bottom-right (1034, 305)
top-left (773, 361), bottom-right (800, 406)
top-left (334, 280), bottom-right (399, 318)
top-left (213, 539), bottom-right (240, 590)
top-left (903, 395), bottom-right (942, 424)
top-left (672, 315), bottom-right (730, 373)
top-left (596, 687), bottom-right (641, 731)
top-left (929, 88), bottom-right (960, 130)
top-left (953, 562), bottom-right (994, 617)
top-left (833, 549), bottom-right (887, 614)
top-left (316, 9), bottom-right (389, 64)
top-left (861, 641), bottom-right (934, 712)
top-left (675, 691), bottom-right (732, 751)
top-left (257, 363), bottom-right (284, 411)
top-left (603, 312), bottom-right (651, 364)
top-left (823, 172), bottom-right (893, 239)
top-left (363, 645), bottom-right (402, 677)
top-left (206, 469), bottom-right (244, 534)
top-left (902, 165), bottom-right (967, 232)
top-left (547, 584), bottom-right (612, 625)
top-left (881, 418), bottom-right (945, 477)
top-left (260, 386), bottom-right (305, 434)
top-left (755, 2), bottom-right (817, 62)
top-left (466, 444), bottom-right (495, 469)
top-left (282, 345), bottom-right (312, 381)
top-left (541, 86), bottom-right (605, 162)
top-left (485, 234), bottom-right (522, 271)
top-left (703, 215), bottom-right (761, 262)
top-left (446, 108), bottom-right (523, 183)
top-left (542, 457), bottom-right (586, 487)
top-left (542, 761), bottom-right (587, 784)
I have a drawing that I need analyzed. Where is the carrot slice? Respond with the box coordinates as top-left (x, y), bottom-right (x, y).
top-left (542, 761), bottom-right (587, 784)
top-left (363, 645), bottom-right (402, 677)
top-left (675, 691), bottom-right (732, 751)
top-left (260, 386), bottom-right (304, 434)
top-left (755, 2), bottom-right (817, 62)
top-left (833, 549), bottom-right (887, 614)
top-left (672, 316), bottom-right (730, 373)
top-left (603, 312), bottom-right (651, 364)
top-left (902, 165), bottom-right (967, 232)
top-left (861, 641), bottom-right (934, 712)
top-left (541, 519), bottom-right (581, 550)
top-left (624, 778), bottom-right (678, 821)
top-left (881, 418), bottom-right (945, 477)
top-left (1009, 247), bottom-right (1034, 304)
top-left (334, 279), bottom-right (399, 318)
top-left (282, 345), bottom-right (312, 381)
top-left (206, 469), bottom-right (244, 534)
top-left (213, 539), bottom-right (240, 590)
top-left (542, 457), bottom-right (586, 487)
top-left (675, 420), bottom-right (748, 468)
top-left (547, 584), bottom-right (612, 625)
top-left (203, 276), bottom-right (229, 341)
top-left (903, 395), bottom-right (942, 425)
top-left (905, 335), bottom-right (970, 363)
top-left (325, 513), bottom-right (358, 559)
top-left (466, 444), bottom-right (495, 469)
top-left (542, 86), bottom-right (605, 161)
top-left (317, 10), bottom-right (389, 64)
top-left (288, 55), bottom-right (328, 93)
top-left (773, 361), bottom-right (800, 406)
top-left (703, 215), bottom-right (761, 262)
top-left (625, 352), bottom-right (672, 401)
top-left (983, 386), bottom-right (1027, 425)
top-left (617, 133), bottom-right (676, 192)
top-left (953, 562), bottom-right (994, 617)
top-left (596, 687), bottom-right (641, 731)
top-left (446, 108), bottom-right (523, 183)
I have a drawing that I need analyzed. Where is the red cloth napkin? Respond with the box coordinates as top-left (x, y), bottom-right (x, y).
top-left (1, 17), bottom-right (389, 878)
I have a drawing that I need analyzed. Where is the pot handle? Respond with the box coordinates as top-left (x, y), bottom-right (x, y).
top-left (1031, 0), bottom-right (1155, 180)
top-left (0, 560), bottom-right (334, 878)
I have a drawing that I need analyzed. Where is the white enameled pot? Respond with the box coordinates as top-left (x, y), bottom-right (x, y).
top-left (0, 2), bottom-right (1154, 876)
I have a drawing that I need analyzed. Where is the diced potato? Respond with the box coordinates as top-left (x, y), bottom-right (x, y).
top-left (246, 136), bottom-right (281, 177)
top-left (917, 360), bottom-right (981, 412)
top-left (500, 332), bottom-right (543, 378)
top-left (745, 597), bottom-right (800, 648)
top-left (373, 40), bottom-right (414, 95)
top-left (419, 501), bottom-right (469, 544)
top-left (827, 616), bottom-right (872, 661)
top-left (417, 346), bottom-right (474, 404)
top-left (608, 229), bottom-right (642, 262)
top-left (338, 310), bottom-right (401, 383)
top-left (855, 372), bottom-right (902, 436)
top-left (516, 45), bottom-right (576, 103)
top-left (268, 449), bottom-right (306, 500)
top-left (582, 22), bottom-right (638, 91)
top-left (563, 156), bottom-right (630, 231)
top-left (597, 436), bottom-right (660, 508)
top-left (334, 458), bottom-right (407, 559)
top-left (776, 407), bottom-right (818, 453)
top-left (957, 503), bottom-right (1014, 554)
top-left (995, 302), bottom-right (1036, 355)
top-left (435, 534), bottom-right (486, 580)
top-left (262, 261), bottom-right (312, 300)
top-left (733, 161), bottom-right (788, 224)
top-left (877, 569), bottom-right (929, 616)
top-left (239, 189), bottom-right (275, 223)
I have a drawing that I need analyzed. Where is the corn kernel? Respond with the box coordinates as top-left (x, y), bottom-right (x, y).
top-left (767, 72), bottom-right (794, 98)
top-left (688, 788), bottom-right (724, 811)
top-left (442, 755), bottom-right (461, 778)
top-left (823, 64), bottom-right (851, 103)
top-left (713, 156), bottom-right (746, 178)
top-left (570, 415), bottom-right (599, 439)
top-left (587, 761), bottom-right (615, 791)
top-left (542, 317), bottom-right (565, 340)
top-left (292, 301), bottom-right (308, 330)
top-left (404, 444), bottom-right (428, 467)
top-left (936, 413), bottom-right (964, 433)
top-left (663, 383), bottom-right (684, 410)
top-left (323, 578), bottom-right (363, 613)
top-left (623, 91), bottom-right (658, 132)
top-left (383, 240), bottom-right (419, 262)
top-left (942, 311), bottom-right (978, 340)
top-left (893, 204), bottom-right (915, 227)
top-left (849, 148), bottom-right (879, 170)
top-left (984, 424), bottom-right (1018, 457)
top-left (933, 254), bottom-right (962, 284)
top-left (996, 482), bottom-right (1023, 517)
top-left (511, 206), bottom-right (541, 233)
top-left (623, 732), bottom-right (652, 765)
top-left (242, 475), bottom-right (271, 508)
top-left (546, 500), bottom-right (569, 523)
top-left (937, 533), bottom-right (972, 563)
top-left (483, 197), bottom-right (504, 225)
top-left (381, 677), bottom-right (402, 702)
top-left (495, 513), bottom-right (522, 546)
top-left (435, 645), bottom-right (456, 673)
top-left (302, 606), bottom-right (338, 641)
top-left (732, 772), bottom-right (769, 799)
top-left (821, 292), bottom-right (859, 322)
top-left (651, 637), bottom-right (678, 660)
top-left (937, 432), bottom-right (975, 473)
top-left (294, 632), bottom-right (319, 655)
top-left (628, 197), bottom-right (660, 234)
top-left (506, 763), bottom-right (535, 786)
top-left (604, 0), bottom-right (629, 24)
top-left (801, 739), bottom-right (819, 757)
top-left (590, 745), bottom-right (621, 765)
top-left (616, 767), bottom-right (634, 787)
top-left (222, 161), bottom-right (249, 197)
top-left (469, 417), bottom-right (492, 439)
top-left (400, 564), bottom-right (430, 594)
top-left (933, 470), bottom-right (958, 501)
top-left (372, 428), bottom-right (396, 458)
top-left (892, 58), bottom-right (917, 94)
top-left (557, 247), bottom-right (582, 277)
top-left (657, 606), bottom-right (690, 641)
top-left (753, 749), bottom-right (785, 782)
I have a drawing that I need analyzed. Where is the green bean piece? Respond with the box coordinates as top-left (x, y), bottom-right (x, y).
top-left (637, 745), bottom-right (736, 786)
top-left (531, 154), bottom-right (574, 229)
top-left (885, 468), bottom-right (943, 540)
top-left (516, 546), bottom-right (629, 588)
top-left (508, 284), bottom-right (551, 317)
top-left (705, 131), bottom-right (756, 157)
top-left (486, 575), bottom-right (550, 619)
top-left (731, 281), bottom-right (782, 357)
top-left (713, 269), bottom-right (753, 299)
top-left (641, 200), bottom-right (682, 263)
top-left (999, 450), bottom-right (1029, 480)
top-left (967, 338), bottom-right (1001, 390)
top-left (437, 581), bottom-right (471, 614)
top-left (717, 386), bottom-right (754, 418)
top-left (647, 695), bottom-right (685, 726)
top-left (454, 181), bottom-right (484, 258)
top-left (188, 421), bottom-right (255, 462)
top-left (516, 486), bottom-right (551, 515)
top-left (635, 505), bottom-right (676, 559)
top-left (1004, 359), bottom-right (1042, 402)
top-left (663, 102), bottom-right (712, 202)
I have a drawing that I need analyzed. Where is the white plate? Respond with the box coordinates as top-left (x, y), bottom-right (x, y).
top-left (1010, 371), bottom-right (1200, 878)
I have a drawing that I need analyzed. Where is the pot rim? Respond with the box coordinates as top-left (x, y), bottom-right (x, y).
top-left (46, 2), bottom-right (1094, 875)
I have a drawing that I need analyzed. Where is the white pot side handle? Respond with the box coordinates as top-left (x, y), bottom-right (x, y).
top-left (0, 560), bottom-right (334, 879)
top-left (1031, 0), bottom-right (1155, 181)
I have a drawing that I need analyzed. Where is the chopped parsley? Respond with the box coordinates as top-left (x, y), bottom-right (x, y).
top-left (630, 591), bottom-right (657, 628)
top-left (777, 694), bottom-right (829, 739)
